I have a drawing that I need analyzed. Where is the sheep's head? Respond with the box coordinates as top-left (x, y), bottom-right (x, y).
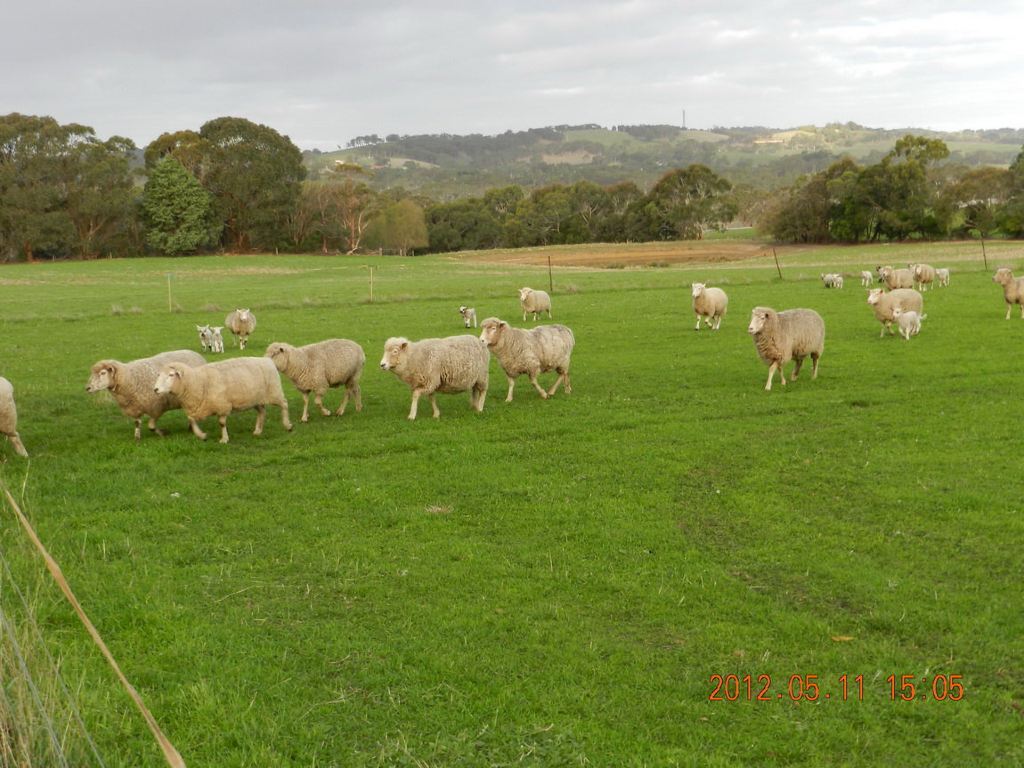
top-left (379, 337), bottom-right (409, 371)
top-left (892, 307), bottom-right (904, 318)
top-left (479, 318), bottom-right (507, 347)
top-left (86, 361), bottom-right (119, 393)
top-left (747, 307), bottom-right (774, 335)
top-left (691, 283), bottom-right (706, 298)
top-left (879, 266), bottom-right (893, 278)
top-left (265, 342), bottom-right (291, 371)
top-left (153, 364), bottom-right (184, 395)
top-left (993, 268), bottom-right (1013, 285)
top-left (518, 288), bottom-right (532, 301)
top-left (236, 308), bottom-right (252, 321)
top-left (867, 288), bottom-right (884, 306)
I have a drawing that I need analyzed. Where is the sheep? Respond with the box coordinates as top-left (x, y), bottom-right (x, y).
top-left (860, 270), bottom-right (874, 288)
top-left (866, 288), bottom-right (924, 337)
top-left (936, 268), bottom-right (951, 287)
top-left (0, 377), bottom-right (28, 458)
top-left (459, 305), bottom-right (478, 328)
top-left (891, 307), bottom-right (927, 341)
top-left (747, 307), bottom-right (825, 391)
top-left (820, 273), bottom-right (844, 289)
top-left (912, 263), bottom-right (936, 292)
top-left (153, 357), bottom-right (292, 443)
top-left (86, 350), bottom-right (207, 439)
top-left (225, 308), bottom-right (257, 350)
top-left (879, 266), bottom-right (914, 290)
top-left (209, 326), bottom-right (225, 354)
top-left (196, 324), bottom-right (213, 352)
top-left (379, 335), bottom-right (489, 420)
top-left (992, 268), bottom-right (1024, 319)
top-left (518, 287), bottom-right (552, 321)
top-left (691, 283), bottom-right (728, 330)
top-left (265, 339), bottom-right (365, 422)
top-left (479, 317), bottom-right (574, 402)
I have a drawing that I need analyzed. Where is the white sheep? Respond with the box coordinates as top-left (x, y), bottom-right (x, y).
top-left (0, 377), bottom-right (28, 458)
top-left (479, 317), bottom-right (574, 402)
top-left (747, 307), bottom-right (825, 391)
top-left (459, 305), bottom-right (478, 328)
top-left (860, 270), bottom-right (874, 287)
top-left (225, 308), bottom-right (257, 350)
top-left (518, 287), bottom-right (552, 321)
top-left (879, 266), bottom-right (914, 290)
top-left (992, 268), bottom-right (1024, 319)
top-left (891, 307), bottom-right (927, 341)
top-left (911, 263), bottom-right (936, 292)
top-left (936, 268), bottom-right (950, 287)
top-left (209, 326), bottom-right (225, 354)
top-left (820, 273), bottom-right (843, 289)
top-left (196, 324), bottom-right (213, 352)
top-left (691, 283), bottom-right (728, 330)
top-left (379, 335), bottom-right (489, 420)
top-left (153, 357), bottom-right (292, 443)
top-left (86, 350), bottom-right (207, 439)
top-left (265, 339), bottom-right (365, 422)
top-left (866, 288), bottom-right (924, 337)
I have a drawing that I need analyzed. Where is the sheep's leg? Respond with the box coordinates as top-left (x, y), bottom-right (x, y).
top-left (253, 405), bottom-right (266, 436)
top-left (778, 363), bottom-right (787, 386)
top-left (315, 391), bottom-right (330, 417)
top-left (336, 388), bottom-right (349, 416)
top-left (522, 311), bottom-right (527, 321)
top-left (811, 353), bottom-right (820, 379)
top-left (548, 369), bottom-right (567, 396)
top-left (505, 376), bottom-right (516, 402)
top-left (239, 335), bottom-right (247, 351)
top-left (218, 415), bottom-right (230, 444)
top-left (1006, 304), bottom-right (1012, 320)
top-left (713, 316), bottom-right (722, 330)
top-left (563, 371), bottom-right (572, 394)
top-left (351, 383), bottom-right (363, 413)
top-left (7, 433), bottom-right (28, 458)
top-left (472, 383), bottom-right (486, 412)
top-left (429, 394), bottom-right (441, 419)
top-left (147, 417), bottom-right (165, 437)
top-left (529, 373), bottom-right (549, 399)
top-left (300, 392), bottom-right (311, 422)
top-left (188, 418), bottom-right (207, 441)
top-left (408, 389), bottom-right (423, 420)
top-left (133, 418), bottom-right (142, 440)
top-left (278, 400), bottom-right (292, 431)
top-left (694, 314), bottom-right (702, 331)
top-left (792, 357), bottom-right (803, 380)
top-left (764, 362), bottom-right (778, 391)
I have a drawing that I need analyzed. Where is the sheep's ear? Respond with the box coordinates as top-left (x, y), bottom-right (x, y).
top-left (400, 341), bottom-right (408, 349)
top-left (499, 321), bottom-right (508, 329)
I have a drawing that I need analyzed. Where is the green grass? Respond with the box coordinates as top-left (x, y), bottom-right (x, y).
top-left (0, 243), bottom-right (1022, 766)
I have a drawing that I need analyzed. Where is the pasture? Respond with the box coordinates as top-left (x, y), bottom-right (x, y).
top-left (1, 241), bottom-right (1022, 766)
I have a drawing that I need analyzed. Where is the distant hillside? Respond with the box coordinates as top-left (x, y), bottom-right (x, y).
top-left (303, 123), bottom-right (1024, 200)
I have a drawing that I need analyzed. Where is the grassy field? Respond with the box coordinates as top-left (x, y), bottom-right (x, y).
top-left (1, 241), bottom-right (1022, 766)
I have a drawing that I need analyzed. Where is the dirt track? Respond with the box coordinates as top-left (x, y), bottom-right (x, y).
top-left (457, 240), bottom-right (786, 267)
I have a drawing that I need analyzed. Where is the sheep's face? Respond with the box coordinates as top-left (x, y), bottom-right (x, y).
top-left (379, 338), bottom-right (409, 371)
top-left (479, 320), bottom-right (506, 347)
top-left (85, 363), bottom-right (116, 393)
top-left (459, 306), bottom-right (473, 326)
top-left (518, 288), bottom-right (532, 301)
top-left (867, 289), bottom-right (884, 306)
top-left (892, 307), bottom-right (904, 318)
top-left (993, 268), bottom-right (1012, 285)
top-left (747, 308), bottom-right (771, 335)
top-left (153, 366), bottom-right (182, 395)
top-left (879, 266), bottom-right (893, 279)
top-left (691, 283), bottom-right (705, 298)
top-left (236, 308), bottom-right (252, 321)
top-left (265, 342), bottom-right (290, 370)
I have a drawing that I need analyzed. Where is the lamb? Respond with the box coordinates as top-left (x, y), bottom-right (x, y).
top-left (891, 307), bottom-right (927, 341)
top-left (209, 326), bottom-right (225, 354)
top-left (379, 335), bottom-right (489, 420)
top-left (86, 350), bottom-right (207, 439)
top-left (820, 273), bottom-right (844, 289)
top-left (992, 268), bottom-right (1024, 319)
top-left (479, 317), bottom-right (574, 402)
top-left (747, 307), bottom-right (825, 391)
top-left (936, 268), bottom-right (951, 287)
top-left (879, 266), bottom-right (914, 290)
top-left (691, 283), bottom-right (728, 330)
top-left (518, 287), bottom-right (552, 321)
top-left (153, 357), bottom-right (292, 443)
top-left (0, 377), bottom-right (28, 458)
top-left (225, 308), bottom-right (257, 350)
top-left (196, 324), bottom-right (213, 352)
top-left (912, 263), bottom-right (936, 292)
top-left (860, 270), bottom-right (874, 287)
top-left (866, 288), bottom-right (924, 337)
top-left (265, 339), bottom-right (365, 422)
top-left (459, 305), bottom-right (478, 329)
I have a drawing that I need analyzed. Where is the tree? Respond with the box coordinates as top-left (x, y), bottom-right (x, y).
top-left (426, 198), bottom-right (501, 252)
top-left (367, 199), bottom-right (428, 256)
top-left (66, 135), bottom-right (138, 258)
top-left (641, 165), bottom-right (737, 239)
top-left (143, 130), bottom-right (211, 181)
top-left (142, 157), bottom-right (218, 255)
top-left (939, 166), bottom-right (1011, 237)
top-left (997, 147), bottom-right (1024, 236)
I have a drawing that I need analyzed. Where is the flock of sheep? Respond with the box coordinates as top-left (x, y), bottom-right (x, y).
top-left (0, 263), bottom-right (1022, 458)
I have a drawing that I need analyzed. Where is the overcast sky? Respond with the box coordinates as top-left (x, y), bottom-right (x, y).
top-left (4, 1), bottom-right (1022, 150)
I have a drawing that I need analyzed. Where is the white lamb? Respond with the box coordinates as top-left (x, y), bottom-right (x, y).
top-left (518, 287), bottom-right (552, 321)
top-left (866, 288), bottom-right (924, 337)
top-left (0, 377), bottom-right (28, 458)
top-left (860, 270), bottom-right (874, 287)
top-left (747, 307), bottom-right (825, 391)
top-left (912, 263), bottom-right (936, 292)
top-left (820, 273), bottom-right (843, 289)
top-left (479, 317), bottom-right (574, 402)
top-left (265, 339), bottom-right (365, 422)
top-left (891, 307), bottom-right (927, 341)
top-left (196, 324), bottom-right (213, 352)
top-left (879, 266), bottom-right (914, 290)
top-left (225, 308), bottom-right (257, 350)
top-left (459, 305), bottom-right (478, 328)
top-left (86, 350), bottom-right (207, 439)
top-left (209, 326), bottom-right (225, 354)
top-left (936, 268), bottom-right (950, 287)
top-left (691, 283), bottom-right (728, 330)
top-left (153, 357), bottom-right (292, 443)
top-left (992, 268), bottom-right (1024, 319)
top-left (379, 335), bottom-right (489, 420)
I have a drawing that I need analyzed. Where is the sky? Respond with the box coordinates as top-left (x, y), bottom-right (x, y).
top-left (4, 1), bottom-right (1023, 151)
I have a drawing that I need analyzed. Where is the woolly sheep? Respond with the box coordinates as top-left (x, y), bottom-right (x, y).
top-left (518, 287), bottom-right (552, 321)
top-left (209, 326), bottom-right (225, 354)
top-left (820, 273), bottom-right (844, 289)
top-left (459, 305), bottom-right (478, 328)
top-left (879, 266), bottom-right (914, 290)
top-left (153, 357), bottom-right (292, 444)
top-left (265, 339), bottom-right (365, 422)
top-left (86, 350), bottom-right (207, 439)
top-left (866, 288), bottom-right (924, 337)
top-left (747, 307), bottom-right (825, 391)
top-left (992, 268), bottom-right (1024, 319)
top-left (0, 377), bottom-right (28, 458)
top-left (479, 317), bottom-right (574, 402)
top-left (225, 308), bottom-right (257, 350)
top-left (936, 268), bottom-right (951, 287)
top-left (860, 270), bottom-right (874, 287)
top-left (891, 307), bottom-right (927, 341)
top-left (691, 283), bottom-right (728, 330)
top-left (379, 335), bottom-right (489, 420)
top-left (911, 263), bottom-right (936, 291)
top-left (196, 324), bottom-right (213, 352)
